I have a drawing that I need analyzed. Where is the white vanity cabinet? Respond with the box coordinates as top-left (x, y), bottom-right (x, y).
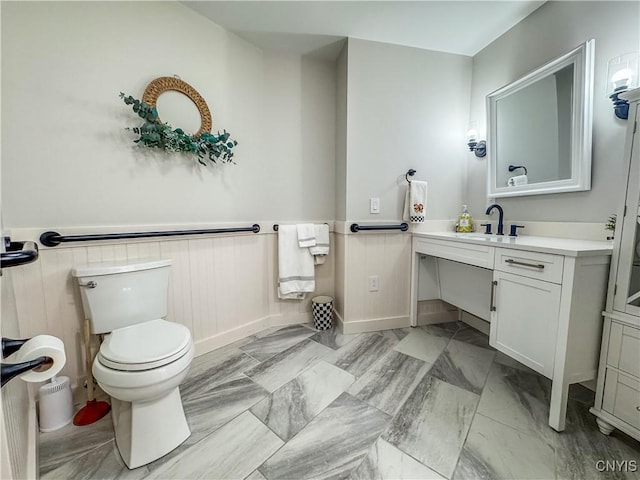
top-left (591, 88), bottom-right (640, 442)
top-left (410, 233), bottom-right (612, 432)
top-left (490, 270), bottom-right (561, 378)
top-left (491, 248), bottom-right (564, 378)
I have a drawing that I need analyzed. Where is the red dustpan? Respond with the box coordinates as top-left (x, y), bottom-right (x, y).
top-left (73, 319), bottom-right (110, 426)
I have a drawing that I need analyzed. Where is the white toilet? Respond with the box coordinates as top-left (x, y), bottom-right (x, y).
top-left (72, 258), bottom-right (194, 469)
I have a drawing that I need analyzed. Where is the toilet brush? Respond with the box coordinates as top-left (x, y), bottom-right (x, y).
top-left (73, 319), bottom-right (110, 426)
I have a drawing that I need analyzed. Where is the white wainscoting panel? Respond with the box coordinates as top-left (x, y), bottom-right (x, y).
top-left (334, 233), bottom-right (347, 326)
top-left (340, 232), bottom-right (412, 332)
top-left (9, 232), bottom-right (335, 390)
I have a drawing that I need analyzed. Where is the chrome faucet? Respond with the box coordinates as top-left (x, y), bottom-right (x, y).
top-left (485, 204), bottom-right (505, 235)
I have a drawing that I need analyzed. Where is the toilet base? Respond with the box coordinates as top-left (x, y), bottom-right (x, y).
top-left (111, 387), bottom-right (190, 469)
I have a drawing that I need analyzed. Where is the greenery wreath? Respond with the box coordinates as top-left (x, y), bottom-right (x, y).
top-left (119, 92), bottom-right (238, 165)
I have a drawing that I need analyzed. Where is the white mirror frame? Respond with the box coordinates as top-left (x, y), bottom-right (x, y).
top-left (487, 39), bottom-right (595, 198)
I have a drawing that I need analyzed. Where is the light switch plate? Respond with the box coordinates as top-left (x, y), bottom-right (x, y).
top-left (370, 197), bottom-right (380, 214)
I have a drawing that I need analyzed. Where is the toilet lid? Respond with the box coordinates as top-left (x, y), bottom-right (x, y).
top-left (98, 319), bottom-right (192, 371)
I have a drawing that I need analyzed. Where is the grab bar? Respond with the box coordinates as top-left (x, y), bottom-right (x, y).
top-left (39, 224), bottom-right (261, 247)
top-left (1, 240), bottom-right (39, 269)
top-left (350, 223), bottom-right (409, 233)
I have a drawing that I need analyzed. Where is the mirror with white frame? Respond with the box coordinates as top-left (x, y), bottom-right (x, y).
top-left (487, 39), bottom-right (595, 198)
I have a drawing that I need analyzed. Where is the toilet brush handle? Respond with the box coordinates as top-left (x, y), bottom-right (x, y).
top-left (83, 319), bottom-right (95, 401)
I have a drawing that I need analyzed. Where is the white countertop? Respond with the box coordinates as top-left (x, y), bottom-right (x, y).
top-left (414, 232), bottom-right (613, 257)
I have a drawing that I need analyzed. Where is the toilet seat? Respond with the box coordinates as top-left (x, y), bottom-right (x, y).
top-left (98, 319), bottom-right (192, 371)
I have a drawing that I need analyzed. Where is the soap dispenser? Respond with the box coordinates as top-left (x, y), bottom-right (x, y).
top-left (456, 205), bottom-right (473, 233)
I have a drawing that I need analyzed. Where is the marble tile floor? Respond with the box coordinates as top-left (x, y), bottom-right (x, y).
top-left (40, 322), bottom-right (640, 480)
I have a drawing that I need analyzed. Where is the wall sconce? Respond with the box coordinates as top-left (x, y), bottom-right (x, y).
top-left (607, 52), bottom-right (640, 120)
top-left (467, 128), bottom-right (486, 157)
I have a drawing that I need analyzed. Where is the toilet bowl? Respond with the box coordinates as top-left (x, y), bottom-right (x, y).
top-left (72, 259), bottom-right (193, 469)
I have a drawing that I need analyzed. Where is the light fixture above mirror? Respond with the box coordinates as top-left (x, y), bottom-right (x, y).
top-left (607, 52), bottom-right (640, 120)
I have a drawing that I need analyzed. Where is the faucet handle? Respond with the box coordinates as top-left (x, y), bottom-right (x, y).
top-left (509, 225), bottom-right (525, 237)
top-left (480, 223), bottom-right (492, 234)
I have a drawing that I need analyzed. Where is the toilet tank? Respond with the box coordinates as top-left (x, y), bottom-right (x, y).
top-left (72, 259), bottom-right (171, 334)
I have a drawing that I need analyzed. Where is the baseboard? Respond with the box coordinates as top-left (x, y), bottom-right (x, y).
top-left (334, 310), bottom-right (345, 333)
top-left (567, 370), bottom-right (597, 384)
top-left (460, 310), bottom-right (490, 335)
top-left (268, 312), bottom-right (312, 328)
top-left (340, 315), bottom-right (410, 334)
top-left (580, 379), bottom-right (596, 391)
top-left (193, 312), bottom-right (312, 357)
top-left (416, 310), bottom-right (458, 326)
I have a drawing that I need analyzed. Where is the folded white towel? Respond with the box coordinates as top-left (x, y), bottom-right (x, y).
top-left (403, 180), bottom-right (428, 223)
top-left (296, 223), bottom-right (316, 248)
top-left (310, 224), bottom-right (330, 265)
top-left (278, 225), bottom-right (315, 299)
top-left (507, 175), bottom-right (528, 186)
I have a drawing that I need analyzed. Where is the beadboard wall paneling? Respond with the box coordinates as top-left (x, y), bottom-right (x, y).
top-left (1, 268), bottom-right (38, 480)
top-left (339, 232), bottom-right (412, 333)
top-left (334, 233), bottom-right (347, 326)
top-left (9, 233), bottom-right (335, 388)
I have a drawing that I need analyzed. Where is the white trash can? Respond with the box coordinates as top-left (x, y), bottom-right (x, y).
top-left (312, 296), bottom-right (334, 330)
top-left (38, 376), bottom-right (74, 432)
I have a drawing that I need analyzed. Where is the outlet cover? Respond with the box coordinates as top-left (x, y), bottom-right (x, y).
top-left (368, 275), bottom-right (379, 292)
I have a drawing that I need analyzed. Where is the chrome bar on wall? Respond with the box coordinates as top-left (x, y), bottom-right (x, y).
top-left (39, 224), bottom-right (261, 247)
top-left (350, 223), bottom-right (409, 233)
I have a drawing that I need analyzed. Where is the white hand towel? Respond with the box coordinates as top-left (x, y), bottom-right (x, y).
top-left (403, 180), bottom-right (428, 223)
top-left (296, 223), bottom-right (316, 248)
top-left (310, 224), bottom-right (330, 265)
top-left (278, 225), bottom-right (315, 299)
top-left (507, 175), bottom-right (528, 186)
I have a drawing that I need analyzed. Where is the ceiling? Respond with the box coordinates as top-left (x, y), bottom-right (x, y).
top-left (183, 1), bottom-right (545, 59)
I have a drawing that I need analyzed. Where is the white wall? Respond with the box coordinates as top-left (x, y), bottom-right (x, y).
top-left (1, 1), bottom-right (336, 229)
top-left (468, 1), bottom-right (640, 222)
top-left (335, 44), bottom-right (348, 221)
top-left (333, 39), bottom-right (472, 331)
top-left (345, 38), bottom-right (472, 221)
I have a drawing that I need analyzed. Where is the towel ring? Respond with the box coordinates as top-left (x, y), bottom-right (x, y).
top-left (405, 169), bottom-right (416, 183)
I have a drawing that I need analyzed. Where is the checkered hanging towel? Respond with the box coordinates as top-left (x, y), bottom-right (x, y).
top-left (403, 180), bottom-right (428, 223)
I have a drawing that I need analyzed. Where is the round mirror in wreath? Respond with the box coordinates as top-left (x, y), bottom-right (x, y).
top-left (119, 77), bottom-right (238, 164)
top-left (142, 76), bottom-right (212, 137)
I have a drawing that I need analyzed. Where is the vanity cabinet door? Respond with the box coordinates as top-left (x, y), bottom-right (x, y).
top-left (490, 271), bottom-right (561, 378)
